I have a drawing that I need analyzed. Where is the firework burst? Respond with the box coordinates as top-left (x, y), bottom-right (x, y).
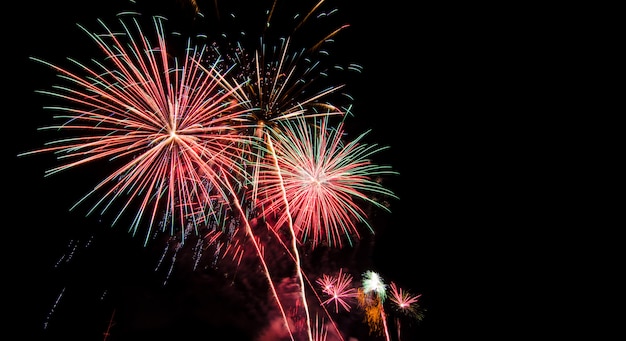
top-left (254, 116), bottom-right (398, 249)
top-left (389, 281), bottom-right (422, 316)
top-left (18, 13), bottom-right (258, 245)
top-left (316, 268), bottom-right (358, 313)
top-left (389, 281), bottom-right (425, 341)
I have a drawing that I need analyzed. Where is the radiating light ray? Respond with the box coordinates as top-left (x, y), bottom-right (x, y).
top-left (102, 308), bottom-right (116, 341)
top-left (220, 171), bottom-right (297, 341)
top-left (263, 220), bottom-right (346, 341)
top-left (309, 24), bottom-right (350, 52)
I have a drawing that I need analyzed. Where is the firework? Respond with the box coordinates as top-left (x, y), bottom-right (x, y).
top-left (20, 1), bottom-right (423, 340)
top-left (358, 270), bottom-right (392, 340)
top-left (225, 35), bottom-right (350, 136)
top-left (255, 116), bottom-right (398, 249)
top-left (316, 269), bottom-right (358, 313)
top-left (250, 115), bottom-right (396, 340)
top-left (19, 13), bottom-right (257, 245)
top-left (362, 270), bottom-right (387, 301)
top-left (389, 281), bottom-right (422, 314)
top-left (388, 281), bottom-right (424, 341)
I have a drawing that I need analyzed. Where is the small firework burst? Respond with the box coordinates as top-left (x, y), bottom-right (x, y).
top-left (316, 268), bottom-right (358, 313)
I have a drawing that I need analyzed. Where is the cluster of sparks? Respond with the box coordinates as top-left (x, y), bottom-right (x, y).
top-left (21, 1), bottom-right (424, 340)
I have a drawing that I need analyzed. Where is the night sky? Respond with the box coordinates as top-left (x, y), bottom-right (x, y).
top-left (5, 0), bottom-right (480, 340)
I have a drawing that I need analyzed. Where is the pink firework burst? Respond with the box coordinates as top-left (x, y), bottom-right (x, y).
top-left (19, 13), bottom-right (256, 244)
top-left (389, 281), bottom-right (422, 316)
top-left (316, 269), bottom-right (358, 313)
top-left (255, 116), bottom-right (398, 249)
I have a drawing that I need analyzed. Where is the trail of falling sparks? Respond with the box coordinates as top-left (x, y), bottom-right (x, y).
top-left (102, 309), bottom-right (116, 341)
top-left (43, 287), bottom-right (65, 330)
top-left (256, 116), bottom-right (398, 249)
top-left (221, 173), bottom-right (297, 341)
top-left (267, 132), bottom-right (314, 341)
top-left (263, 219), bottom-right (346, 341)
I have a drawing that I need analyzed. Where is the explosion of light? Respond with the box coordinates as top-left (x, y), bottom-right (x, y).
top-left (316, 268), bottom-right (358, 313)
top-left (389, 281), bottom-right (422, 312)
top-left (255, 116), bottom-right (398, 249)
top-left (18, 13), bottom-right (257, 245)
top-left (362, 270), bottom-right (387, 300)
top-left (389, 281), bottom-right (424, 341)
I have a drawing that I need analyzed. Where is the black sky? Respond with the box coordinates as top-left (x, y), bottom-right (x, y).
top-left (5, 0), bottom-right (482, 340)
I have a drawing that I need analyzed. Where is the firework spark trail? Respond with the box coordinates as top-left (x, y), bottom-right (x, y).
top-left (263, 220), bottom-right (346, 341)
top-left (312, 314), bottom-right (328, 341)
top-left (265, 132), bottom-right (314, 341)
top-left (380, 301), bottom-right (392, 341)
top-left (224, 35), bottom-right (348, 132)
top-left (102, 308), bottom-right (116, 341)
top-left (220, 173), bottom-right (297, 341)
top-left (43, 287), bottom-right (65, 330)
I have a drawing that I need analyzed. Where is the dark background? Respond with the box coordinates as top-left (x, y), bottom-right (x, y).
top-left (4, 0), bottom-right (498, 340)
